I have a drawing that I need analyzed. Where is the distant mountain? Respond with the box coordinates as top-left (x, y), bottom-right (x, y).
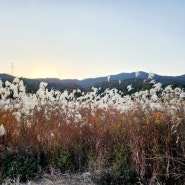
top-left (0, 73), bottom-right (15, 82)
top-left (0, 74), bottom-right (83, 93)
top-left (0, 71), bottom-right (185, 93)
top-left (78, 71), bottom-right (185, 88)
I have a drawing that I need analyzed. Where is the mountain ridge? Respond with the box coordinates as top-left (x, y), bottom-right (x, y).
top-left (0, 71), bottom-right (185, 93)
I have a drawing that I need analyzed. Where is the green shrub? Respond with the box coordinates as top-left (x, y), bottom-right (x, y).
top-left (2, 149), bottom-right (42, 182)
top-left (54, 151), bottom-right (73, 171)
top-left (91, 144), bottom-right (139, 185)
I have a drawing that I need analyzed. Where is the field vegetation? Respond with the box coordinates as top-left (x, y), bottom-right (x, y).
top-left (0, 77), bottom-right (185, 184)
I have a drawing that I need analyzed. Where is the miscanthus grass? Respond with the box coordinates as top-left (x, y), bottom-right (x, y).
top-left (0, 77), bottom-right (185, 184)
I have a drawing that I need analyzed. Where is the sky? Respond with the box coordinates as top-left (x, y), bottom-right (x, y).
top-left (0, 0), bottom-right (185, 79)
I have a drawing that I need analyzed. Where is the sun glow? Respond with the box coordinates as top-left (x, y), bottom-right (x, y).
top-left (27, 69), bottom-right (60, 79)
top-left (14, 60), bottom-right (64, 79)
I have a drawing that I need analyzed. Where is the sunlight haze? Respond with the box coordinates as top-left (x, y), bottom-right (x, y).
top-left (0, 0), bottom-right (185, 79)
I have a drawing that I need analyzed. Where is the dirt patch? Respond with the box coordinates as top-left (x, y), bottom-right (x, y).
top-left (2, 171), bottom-right (96, 185)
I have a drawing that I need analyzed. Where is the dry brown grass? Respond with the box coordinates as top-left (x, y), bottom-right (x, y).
top-left (2, 170), bottom-right (95, 185)
top-left (0, 99), bottom-right (185, 184)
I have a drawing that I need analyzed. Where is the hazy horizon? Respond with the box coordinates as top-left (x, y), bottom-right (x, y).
top-left (1, 70), bottom-right (185, 81)
top-left (0, 1), bottom-right (185, 79)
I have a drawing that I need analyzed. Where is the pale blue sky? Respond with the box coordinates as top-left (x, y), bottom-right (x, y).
top-left (0, 0), bottom-right (185, 79)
